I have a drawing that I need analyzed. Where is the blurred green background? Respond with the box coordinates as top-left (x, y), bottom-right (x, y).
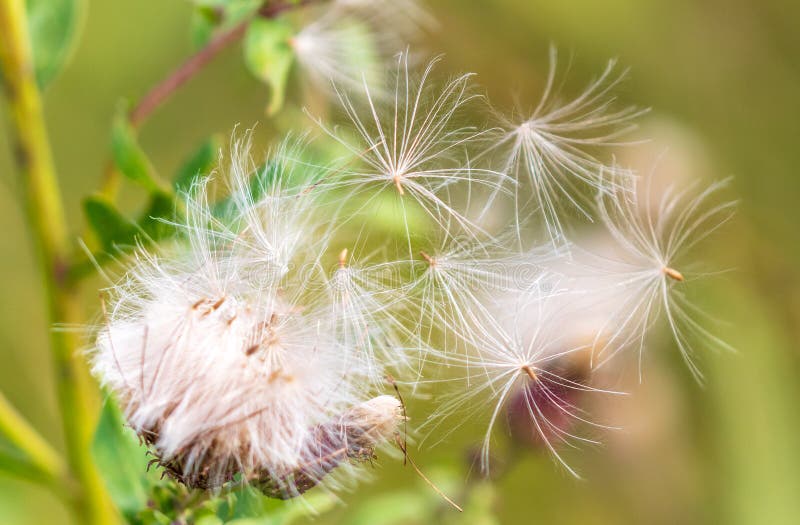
top-left (1, 0), bottom-right (799, 523)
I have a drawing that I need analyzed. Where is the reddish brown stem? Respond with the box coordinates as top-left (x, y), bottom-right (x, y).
top-left (129, 22), bottom-right (247, 127)
top-left (129, 0), bottom-right (320, 128)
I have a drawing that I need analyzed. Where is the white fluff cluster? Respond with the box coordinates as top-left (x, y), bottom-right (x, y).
top-left (93, 140), bottom-right (406, 496)
top-left (92, 47), bottom-right (734, 494)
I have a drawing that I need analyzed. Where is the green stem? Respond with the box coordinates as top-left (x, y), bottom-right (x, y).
top-left (0, 392), bottom-right (66, 481)
top-left (0, 1), bottom-right (114, 523)
top-left (0, 392), bottom-right (77, 502)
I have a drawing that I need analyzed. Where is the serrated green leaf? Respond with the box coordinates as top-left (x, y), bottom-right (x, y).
top-left (91, 398), bottom-right (152, 520)
top-left (26, 0), bottom-right (85, 87)
top-left (111, 111), bottom-right (162, 193)
top-left (174, 136), bottom-right (220, 195)
top-left (83, 195), bottom-right (137, 251)
top-left (244, 18), bottom-right (295, 115)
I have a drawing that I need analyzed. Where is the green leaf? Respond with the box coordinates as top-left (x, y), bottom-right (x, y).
top-left (174, 136), bottom-right (221, 195)
top-left (91, 398), bottom-right (153, 520)
top-left (84, 191), bottom-right (180, 255)
top-left (195, 516), bottom-right (224, 525)
top-left (189, 0), bottom-right (263, 48)
top-left (111, 111), bottom-right (162, 193)
top-left (243, 18), bottom-right (295, 115)
top-left (343, 492), bottom-right (428, 525)
top-left (224, 486), bottom-right (281, 520)
top-left (83, 195), bottom-right (137, 251)
top-left (26, 0), bottom-right (85, 87)
top-left (282, 492), bottom-right (337, 523)
top-left (138, 191), bottom-right (179, 242)
top-left (191, 0), bottom-right (260, 9)
top-left (223, 0), bottom-right (263, 20)
top-left (189, 6), bottom-right (222, 49)
top-left (136, 508), bottom-right (173, 525)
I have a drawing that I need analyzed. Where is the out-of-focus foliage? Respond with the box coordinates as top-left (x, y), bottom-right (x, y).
top-left (110, 111), bottom-right (162, 193)
top-left (91, 399), bottom-right (153, 521)
top-left (83, 123), bottom-right (221, 258)
top-left (173, 135), bottom-right (221, 195)
top-left (25, 0), bottom-right (85, 87)
top-left (244, 18), bottom-right (294, 115)
top-left (190, 0), bottom-right (262, 49)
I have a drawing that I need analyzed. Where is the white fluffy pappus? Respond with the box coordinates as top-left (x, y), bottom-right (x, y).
top-left (308, 53), bottom-right (511, 247)
top-left (291, 0), bottom-right (433, 102)
top-left (407, 233), bottom-right (545, 357)
top-left (323, 247), bottom-right (426, 383)
top-left (481, 47), bottom-right (647, 246)
top-left (292, 10), bottom-right (388, 98)
top-left (92, 140), bottom-right (404, 497)
top-left (420, 287), bottom-right (623, 477)
top-left (588, 170), bottom-right (737, 381)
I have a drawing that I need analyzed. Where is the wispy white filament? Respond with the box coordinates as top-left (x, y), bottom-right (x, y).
top-left (482, 47), bottom-right (647, 246)
top-left (590, 171), bottom-right (736, 380)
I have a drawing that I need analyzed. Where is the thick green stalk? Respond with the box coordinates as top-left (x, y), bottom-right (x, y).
top-left (0, 1), bottom-right (114, 523)
top-left (0, 392), bottom-right (78, 503)
top-left (0, 392), bottom-right (68, 484)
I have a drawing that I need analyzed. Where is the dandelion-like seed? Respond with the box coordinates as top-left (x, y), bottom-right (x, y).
top-left (483, 47), bottom-right (646, 246)
top-left (309, 53), bottom-right (508, 244)
top-left (409, 233), bottom-right (535, 356)
top-left (257, 395), bottom-right (404, 498)
top-left (324, 247), bottom-right (419, 383)
top-left (505, 354), bottom-right (592, 452)
top-left (291, 10), bottom-right (387, 97)
top-left (591, 171), bottom-right (736, 380)
top-left (291, 0), bottom-right (433, 101)
top-left (425, 289), bottom-right (620, 477)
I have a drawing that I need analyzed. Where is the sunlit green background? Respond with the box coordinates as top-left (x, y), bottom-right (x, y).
top-left (2, 0), bottom-right (799, 523)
